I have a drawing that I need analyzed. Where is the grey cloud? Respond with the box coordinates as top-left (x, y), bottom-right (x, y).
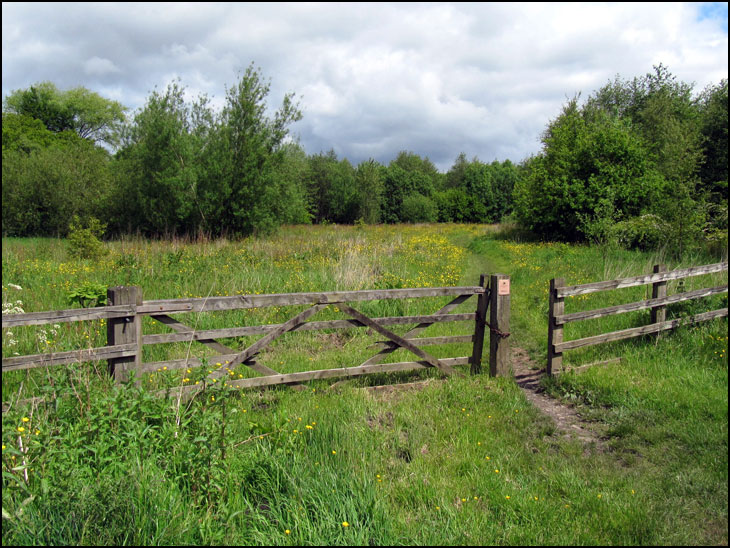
top-left (3, 3), bottom-right (727, 172)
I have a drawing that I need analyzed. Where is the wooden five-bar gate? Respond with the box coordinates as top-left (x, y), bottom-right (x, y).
top-left (2, 275), bottom-right (511, 407)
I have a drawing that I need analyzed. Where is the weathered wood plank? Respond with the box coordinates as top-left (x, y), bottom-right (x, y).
top-left (489, 274), bottom-right (511, 377)
top-left (141, 286), bottom-right (485, 313)
top-left (2, 343), bottom-right (138, 372)
top-left (136, 303), bottom-right (194, 314)
top-left (158, 357), bottom-right (471, 398)
top-left (557, 262), bottom-right (728, 298)
top-left (470, 275), bottom-right (489, 375)
top-left (140, 353), bottom-right (242, 374)
top-left (149, 314), bottom-right (282, 378)
top-left (554, 308), bottom-right (728, 352)
top-left (547, 277), bottom-right (565, 376)
top-left (361, 294), bottom-right (474, 366)
top-left (338, 303), bottom-right (460, 376)
top-left (369, 335), bottom-right (474, 349)
top-left (555, 285), bottom-right (728, 325)
top-left (2, 304), bottom-right (136, 328)
top-left (207, 304), bottom-right (329, 380)
top-left (555, 357), bottom-right (623, 375)
top-left (106, 286), bottom-right (142, 382)
top-left (142, 313), bottom-right (476, 345)
top-left (650, 264), bottom-right (667, 341)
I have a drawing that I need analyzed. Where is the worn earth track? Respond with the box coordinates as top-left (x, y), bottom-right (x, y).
top-left (510, 346), bottom-right (604, 447)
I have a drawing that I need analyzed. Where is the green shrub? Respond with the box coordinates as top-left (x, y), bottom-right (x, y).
top-left (67, 215), bottom-right (108, 260)
top-left (400, 193), bottom-right (438, 223)
top-left (608, 214), bottom-right (670, 251)
top-left (67, 281), bottom-right (108, 308)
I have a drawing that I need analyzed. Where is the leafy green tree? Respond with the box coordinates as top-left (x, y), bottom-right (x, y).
top-left (516, 65), bottom-right (727, 254)
top-left (2, 139), bottom-right (113, 236)
top-left (4, 81), bottom-right (126, 146)
top-left (270, 143), bottom-right (312, 225)
top-left (214, 64), bottom-right (304, 235)
top-left (697, 79), bottom-right (728, 201)
top-left (381, 151), bottom-right (440, 223)
top-left (444, 152), bottom-right (469, 189)
top-left (514, 97), bottom-right (664, 241)
top-left (305, 150), bottom-right (359, 223)
top-left (2, 113), bottom-right (68, 153)
top-left (443, 153), bottom-right (518, 223)
top-left (433, 188), bottom-right (471, 222)
top-left (354, 159), bottom-right (384, 223)
top-left (400, 193), bottom-right (438, 223)
top-left (114, 81), bottom-right (206, 235)
top-left (488, 159), bottom-right (518, 220)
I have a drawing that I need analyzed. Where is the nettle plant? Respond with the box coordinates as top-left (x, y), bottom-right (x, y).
top-left (67, 282), bottom-right (108, 308)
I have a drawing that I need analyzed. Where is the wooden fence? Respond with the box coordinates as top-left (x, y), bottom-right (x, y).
top-left (547, 262), bottom-right (728, 375)
top-left (2, 275), bottom-right (511, 408)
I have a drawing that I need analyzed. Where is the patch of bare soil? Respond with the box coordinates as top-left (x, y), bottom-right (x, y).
top-left (362, 379), bottom-right (435, 401)
top-left (510, 347), bottom-right (605, 449)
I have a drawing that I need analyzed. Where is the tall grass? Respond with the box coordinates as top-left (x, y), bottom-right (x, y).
top-left (2, 224), bottom-right (727, 545)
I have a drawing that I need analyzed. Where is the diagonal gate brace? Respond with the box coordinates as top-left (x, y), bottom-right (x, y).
top-left (360, 293), bottom-right (473, 366)
top-left (337, 303), bottom-right (462, 377)
top-left (151, 314), bottom-right (281, 378)
top-left (207, 303), bottom-right (329, 381)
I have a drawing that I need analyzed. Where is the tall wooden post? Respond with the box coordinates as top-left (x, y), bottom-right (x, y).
top-left (650, 264), bottom-right (667, 324)
top-left (489, 274), bottom-right (511, 377)
top-left (547, 277), bottom-right (564, 376)
top-left (106, 286), bottom-right (142, 383)
top-left (650, 264), bottom-right (667, 343)
top-left (470, 274), bottom-right (489, 375)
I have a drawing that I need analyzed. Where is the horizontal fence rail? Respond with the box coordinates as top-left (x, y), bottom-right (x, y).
top-left (2, 276), bottom-right (511, 411)
top-left (547, 263), bottom-right (728, 375)
top-left (557, 262), bottom-right (727, 298)
top-left (1, 287), bottom-right (485, 328)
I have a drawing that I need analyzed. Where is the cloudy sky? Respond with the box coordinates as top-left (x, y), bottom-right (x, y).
top-left (2, 2), bottom-right (728, 170)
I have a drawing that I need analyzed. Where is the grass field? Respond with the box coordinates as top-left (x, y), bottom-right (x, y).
top-left (2, 224), bottom-right (727, 545)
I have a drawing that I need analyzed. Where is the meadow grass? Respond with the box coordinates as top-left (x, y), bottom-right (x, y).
top-left (2, 224), bottom-right (727, 545)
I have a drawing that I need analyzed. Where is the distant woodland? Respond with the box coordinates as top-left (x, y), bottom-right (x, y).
top-left (2, 63), bottom-right (727, 255)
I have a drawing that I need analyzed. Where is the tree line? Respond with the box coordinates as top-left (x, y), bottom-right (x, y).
top-left (514, 64), bottom-right (727, 253)
top-left (2, 63), bottom-right (727, 254)
top-left (2, 64), bottom-right (517, 238)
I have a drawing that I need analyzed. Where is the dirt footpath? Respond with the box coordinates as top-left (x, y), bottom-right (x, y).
top-left (510, 346), bottom-right (604, 448)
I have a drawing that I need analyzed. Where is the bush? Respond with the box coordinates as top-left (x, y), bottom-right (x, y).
top-left (400, 193), bottom-right (438, 223)
top-left (67, 215), bottom-right (108, 260)
top-left (608, 214), bottom-right (670, 251)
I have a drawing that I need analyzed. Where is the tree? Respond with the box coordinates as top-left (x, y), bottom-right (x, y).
top-left (514, 97), bottom-right (664, 241)
top-left (216, 63), bottom-right (304, 235)
top-left (114, 81), bottom-right (207, 235)
top-left (381, 151), bottom-right (440, 223)
top-left (354, 159), bottom-right (384, 223)
top-left (697, 79), bottom-right (728, 201)
top-left (443, 153), bottom-right (518, 223)
top-left (2, 113), bottom-right (65, 153)
top-left (516, 65), bottom-right (725, 254)
top-left (4, 81), bottom-right (126, 146)
top-left (3, 139), bottom-right (113, 236)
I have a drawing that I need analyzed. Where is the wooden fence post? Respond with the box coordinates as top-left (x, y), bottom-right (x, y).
top-left (489, 274), bottom-right (511, 377)
top-left (650, 264), bottom-right (667, 324)
top-left (470, 274), bottom-right (489, 375)
top-left (107, 286), bottom-right (142, 382)
top-left (547, 277), bottom-right (564, 376)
